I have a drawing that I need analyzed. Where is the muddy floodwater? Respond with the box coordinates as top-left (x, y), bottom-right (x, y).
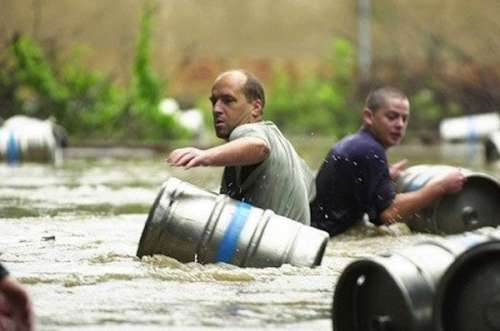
top-left (1, 142), bottom-right (499, 331)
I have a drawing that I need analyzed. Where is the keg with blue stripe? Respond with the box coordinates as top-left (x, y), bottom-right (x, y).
top-left (396, 164), bottom-right (500, 234)
top-left (0, 116), bottom-right (64, 165)
top-left (136, 177), bottom-right (329, 268)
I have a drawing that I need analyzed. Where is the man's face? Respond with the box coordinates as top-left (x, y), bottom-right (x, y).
top-left (209, 72), bottom-right (257, 139)
top-left (364, 97), bottom-right (410, 148)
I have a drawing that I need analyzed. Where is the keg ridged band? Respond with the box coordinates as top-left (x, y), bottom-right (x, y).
top-left (215, 202), bottom-right (251, 263)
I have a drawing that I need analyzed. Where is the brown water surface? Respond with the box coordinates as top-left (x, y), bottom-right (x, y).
top-left (1, 141), bottom-right (499, 330)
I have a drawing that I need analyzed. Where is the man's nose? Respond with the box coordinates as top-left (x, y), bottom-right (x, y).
top-left (213, 100), bottom-right (223, 113)
top-left (395, 117), bottom-right (404, 128)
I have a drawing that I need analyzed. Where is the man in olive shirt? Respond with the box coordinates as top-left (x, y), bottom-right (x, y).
top-left (167, 70), bottom-right (314, 224)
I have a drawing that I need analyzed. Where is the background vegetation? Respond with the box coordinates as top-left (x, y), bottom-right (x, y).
top-left (1, 0), bottom-right (499, 144)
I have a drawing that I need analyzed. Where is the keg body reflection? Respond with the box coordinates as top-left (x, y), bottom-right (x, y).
top-left (396, 164), bottom-right (500, 234)
top-left (332, 232), bottom-right (496, 331)
top-left (137, 177), bottom-right (329, 268)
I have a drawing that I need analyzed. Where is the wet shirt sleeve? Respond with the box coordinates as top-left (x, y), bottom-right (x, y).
top-left (363, 152), bottom-right (396, 225)
top-left (229, 123), bottom-right (270, 146)
top-left (0, 263), bottom-right (9, 280)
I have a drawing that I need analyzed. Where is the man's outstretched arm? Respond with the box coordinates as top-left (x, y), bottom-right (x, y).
top-left (166, 137), bottom-right (269, 169)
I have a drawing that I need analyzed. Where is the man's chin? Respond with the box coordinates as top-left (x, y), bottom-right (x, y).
top-left (215, 130), bottom-right (229, 140)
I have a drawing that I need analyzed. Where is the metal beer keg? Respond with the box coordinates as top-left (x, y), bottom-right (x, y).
top-left (137, 177), bottom-right (329, 268)
top-left (439, 112), bottom-right (500, 142)
top-left (332, 232), bottom-right (493, 331)
top-left (434, 231), bottom-right (500, 331)
top-left (0, 116), bottom-right (64, 164)
top-left (396, 165), bottom-right (500, 234)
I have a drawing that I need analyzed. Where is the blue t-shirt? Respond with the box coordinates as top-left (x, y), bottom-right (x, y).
top-left (310, 129), bottom-right (396, 236)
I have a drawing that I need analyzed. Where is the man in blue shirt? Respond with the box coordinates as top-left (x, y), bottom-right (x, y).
top-left (310, 87), bottom-right (466, 236)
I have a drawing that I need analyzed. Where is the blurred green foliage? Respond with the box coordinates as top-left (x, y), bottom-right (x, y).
top-left (265, 39), bottom-right (361, 138)
top-left (0, 12), bottom-right (470, 144)
top-left (0, 1), bottom-right (188, 142)
top-left (128, 0), bottom-right (187, 140)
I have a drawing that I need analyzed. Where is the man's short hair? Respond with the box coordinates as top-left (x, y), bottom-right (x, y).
top-left (240, 70), bottom-right (266, 109)
top-left (365, 87), bottom-right (408, 112)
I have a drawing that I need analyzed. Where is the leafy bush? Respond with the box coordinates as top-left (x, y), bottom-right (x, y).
top-left (265, 39), bottom-right (361, 138)
top-left (0, 1), bottom-right (188, 142)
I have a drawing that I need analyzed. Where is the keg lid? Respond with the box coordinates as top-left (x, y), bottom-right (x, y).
top-left (434, 241), bottom-right (500, 331)
top-left (333, 259), bottom-right (418, 331)
top-left (434, 174), bottom-right (500, 234)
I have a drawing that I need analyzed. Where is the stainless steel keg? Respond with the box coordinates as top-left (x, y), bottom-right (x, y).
top-left (439, 112), bottom-right (500, 142)
top-left (434, 231), bottom-right (500, 331)
top-left (332, 231), bottom-right (494, 331)
top-left (396, 165), bottom-right (500, 234)
top-left (136, 177), bottom-right (329, 268)
top-left (0, 116), bottom-right (63, 164)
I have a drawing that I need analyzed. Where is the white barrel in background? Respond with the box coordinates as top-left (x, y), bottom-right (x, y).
top-left (396, 164), bottom-right (500, 234)
top-left (484, 131), bottom-right (500, 163)
top-left (439, 112), bottom-right (500, 142)
top-left (332, 231), bottom-right (497, 331)
top-left (0, 116), bottom-right (64, 165)
top-left (136, 177), bottom-right (329, 268)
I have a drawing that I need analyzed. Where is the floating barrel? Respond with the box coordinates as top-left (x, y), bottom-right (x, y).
top-left (0, 116), bottom-right (65, 165)
top-left (396, 165), bottom-right (500, 234)
top-left (484, 131), bottom-right (500, 163)
top-left (137, 177), bottom-right (329, 268)
top-left (434, 231), bottom-right (500, 331)
top-left (332, 231), bottom-right (495, 331)
top-left (439, 112), bottom-right (500, 142)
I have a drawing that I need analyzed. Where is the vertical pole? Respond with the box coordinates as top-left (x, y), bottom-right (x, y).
top-left (358, 0), bottom-right (372, 82)
top-left (32, 0), bottom-right (41, 39)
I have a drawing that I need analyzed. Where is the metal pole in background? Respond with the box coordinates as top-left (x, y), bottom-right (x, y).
top-left (32, 0), bottom-right (41, 40)
top-left (358, 0), bottom-right (372, 82)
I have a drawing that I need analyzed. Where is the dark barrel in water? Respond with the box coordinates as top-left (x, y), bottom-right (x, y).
top-left (137, 177), bottom-right (329, 268)
top-left (434, 231), bottom-right (500, 331)
top-left (332, 231), bottom-right (495, 331)
top-left (484, 131), bottom-right (500, 163)
top-left (396, 165), bottom-right (500, 234)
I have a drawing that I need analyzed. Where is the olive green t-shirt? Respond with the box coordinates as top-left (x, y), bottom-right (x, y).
top-left (220, 121), bottom-right (314, 225)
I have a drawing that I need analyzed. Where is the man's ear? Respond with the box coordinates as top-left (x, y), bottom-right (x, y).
top-left (251, 99), bottom-right (263, 120)
top-left (362, 108), bottom-right (374, 127)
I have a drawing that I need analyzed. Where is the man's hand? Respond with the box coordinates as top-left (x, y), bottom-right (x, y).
top-left (428, 168), bottom-right (466, 194)
top-left (0, 276), bottom-right (34, 331)
top-left (166, 147), bottom-right (209, 169)
top-left (389, 159), bottom-right (408, 180)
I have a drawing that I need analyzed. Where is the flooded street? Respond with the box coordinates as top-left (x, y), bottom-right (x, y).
top-left (1, 142), bottom-right (499, 331)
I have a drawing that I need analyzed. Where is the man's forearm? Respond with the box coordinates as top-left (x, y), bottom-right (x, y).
top-left (167, 137), bottom-right (270, 168)
top-left (204, 137), bottom-right (270, 166)
top-left (380, 181), bottom-right (446, 223)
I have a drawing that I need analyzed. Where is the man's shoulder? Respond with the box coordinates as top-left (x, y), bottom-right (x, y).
top-left (334, 130), bottom-right (385, 159)
top-left (230, 121), bottom-right (283, 143)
